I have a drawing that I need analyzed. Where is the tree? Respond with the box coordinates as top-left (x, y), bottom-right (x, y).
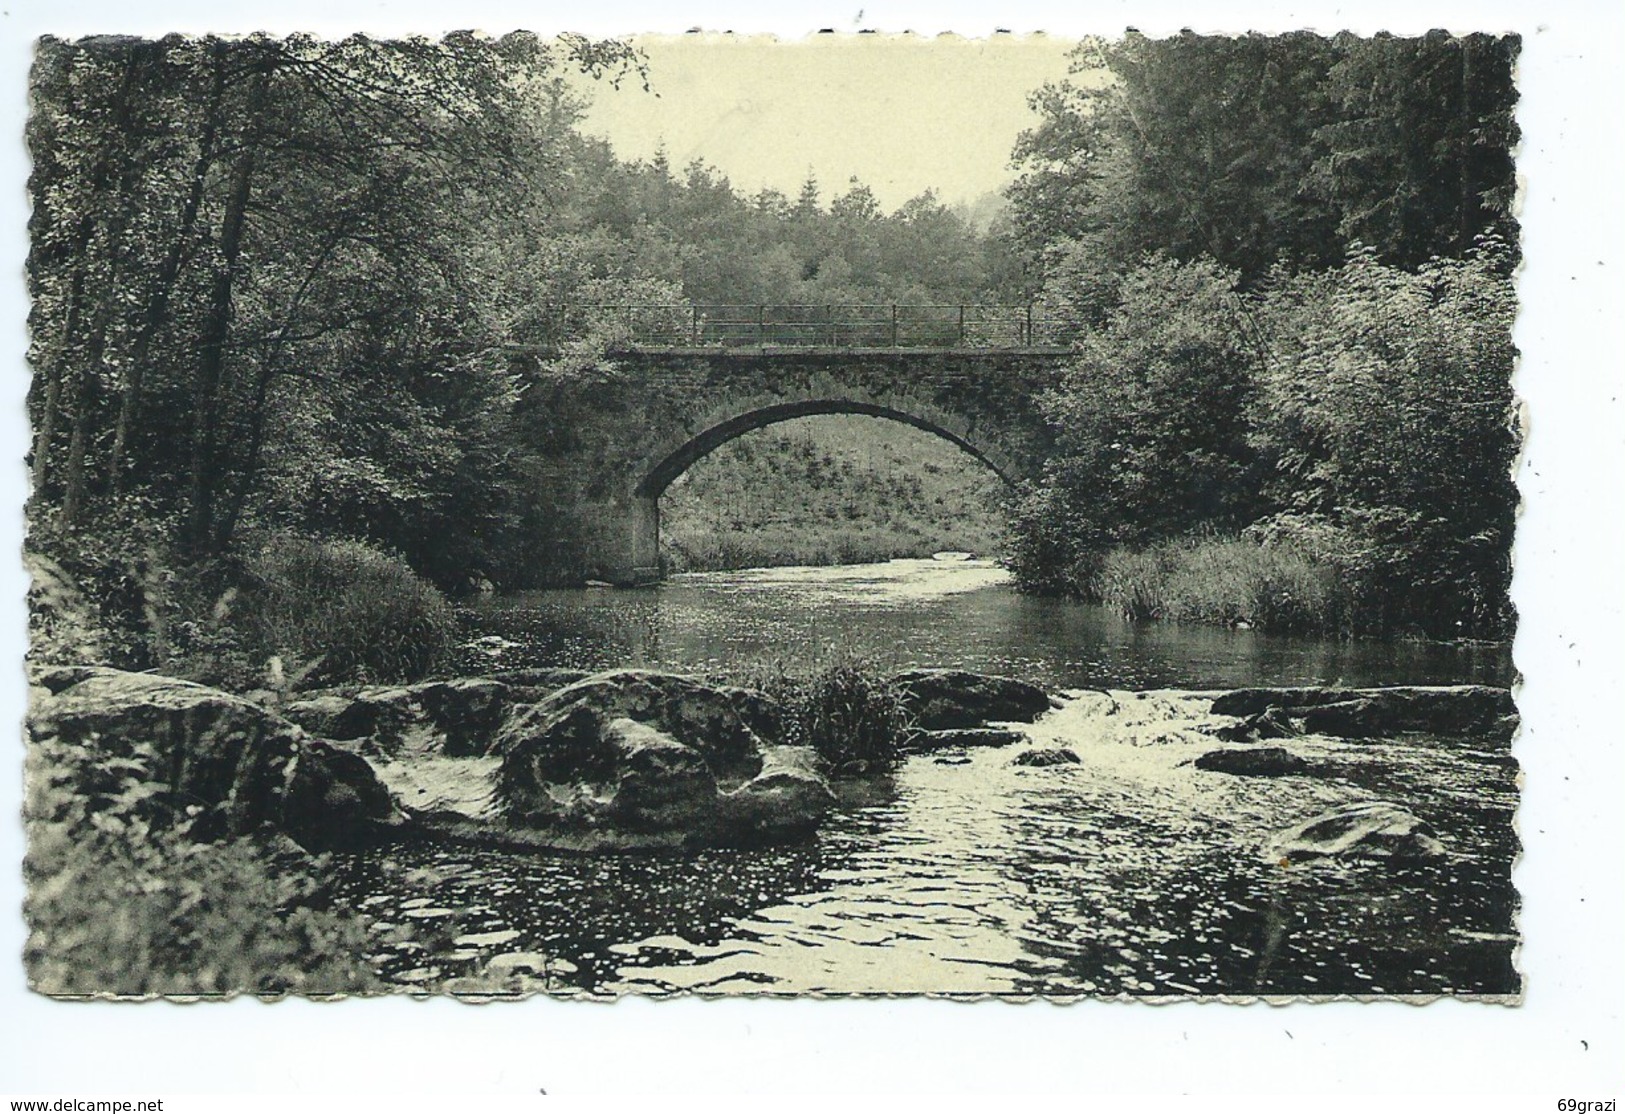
top-left (1009, 255), bottom-right (1262, 591)
top-left (28, 32), bottom-right (643, 589)
top-left (1009, 33), bottom-right (1342, 286)
top-left (1308, 32), bottom-right (1520, 268)
top-left (1252, 242), bottom-right (1518, 635)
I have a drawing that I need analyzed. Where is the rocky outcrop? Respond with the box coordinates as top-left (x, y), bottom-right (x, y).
top-left (1013, 747), bottom-right (1081, 767)
top-left (1193, 746), bottom-right (1311, 777)
top-left (1210, 685), bottom-right (1514, 738)
top-left (491, 669), bottom-right (834, 847)
top-left (892, 668), bottom-right (1055, 731)
top-left (494, 670), bottom-right (775, 775)
top-left (284, 677), bottom-right (512, 757)
top-left (28, 667), bottom-right (403, 850)
top-left (1266, 801), bottom-right (1447, 863)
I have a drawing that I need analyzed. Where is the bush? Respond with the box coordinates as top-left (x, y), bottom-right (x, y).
top-left (1095, 535), bottom-right (1338, 632)
top-left (235, 533), bottom-right (458, 685)
top-left (24, 739), bottom-right (379, 998)
top-left (737, 656), bottom-right (914, 771)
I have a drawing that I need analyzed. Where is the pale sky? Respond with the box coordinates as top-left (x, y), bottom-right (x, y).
top-left (567, 33), bottom-right (1086, 212)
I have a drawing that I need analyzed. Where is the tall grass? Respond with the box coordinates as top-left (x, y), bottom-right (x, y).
top-left (1095, 536), bottom-right (1338, 632)
top-left (734, 655), bottom-right (914, 771)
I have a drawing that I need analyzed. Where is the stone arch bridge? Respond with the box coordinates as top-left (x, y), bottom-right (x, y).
top-left (533, 314), bottom-right (1072, 585)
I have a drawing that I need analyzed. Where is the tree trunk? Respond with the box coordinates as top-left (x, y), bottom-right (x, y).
top-left (30, 250), bottom-right (88, 495)
top-left (109, 51), bottom-right (227, 494)
top-left (186, 61), bottom-right (267, 556)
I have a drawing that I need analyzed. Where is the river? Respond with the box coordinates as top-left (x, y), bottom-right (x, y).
top-left (332, 559), bottom-right (1519, 998)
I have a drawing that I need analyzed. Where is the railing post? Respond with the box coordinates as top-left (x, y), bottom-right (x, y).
top-left (691, 304), bottom-right (700, 346)
top-left (958, 305), bottom-right (966, 347)
top-left (758, 304), bottom-right (766, 347)
top-left (1025, 303), bottom-right (1034, 346)
top-left (826, 304), bottom-right (835, 346)
top-left (891, 304), bottom-right (899, 347)
top-left (623, 303), bottom-right (633, 342)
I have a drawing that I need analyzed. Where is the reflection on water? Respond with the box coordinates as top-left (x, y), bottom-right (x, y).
top-left (462, 558), bottom-right (1514, 690)
top-left (341, 559), bottom-right (1518, 998)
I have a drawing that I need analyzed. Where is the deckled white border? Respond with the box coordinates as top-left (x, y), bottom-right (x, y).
top-left (2, 0), bottom-right (1620, 1098)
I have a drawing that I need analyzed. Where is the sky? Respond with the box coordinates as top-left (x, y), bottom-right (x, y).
top-left (566, 33), bottom-right (1086, 212)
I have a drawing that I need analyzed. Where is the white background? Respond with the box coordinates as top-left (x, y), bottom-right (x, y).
top-left (1, 0), bottom-right (1621, 1100)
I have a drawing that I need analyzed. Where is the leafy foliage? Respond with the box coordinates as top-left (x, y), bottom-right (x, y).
top-left (1006, 34), bottom-right (1519, 638)
top-left (1009, 256), bottom-right (1263, 592)
top-left (25, 737), bottom-right (379, 997)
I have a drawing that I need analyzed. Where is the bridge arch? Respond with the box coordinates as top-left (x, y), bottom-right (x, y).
top-left (621, 397), bottom-right (1020, 583)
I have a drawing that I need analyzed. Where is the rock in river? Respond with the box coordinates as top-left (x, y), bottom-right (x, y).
top-left (892, 668), bottom-right (1055, 731)
top-left (1012, 747), bottom-right (1081, 767)
top-left (906, 727), bottom-right (1027, 752)
top-left (1210, 685), bottom-right (1513, 737)
top-left (492, 669), bottom-right (834, 846)
top-left (1266, 801), bottom-right (1447, 863)
top-left (1193, 746), bottom-right (1311, 777)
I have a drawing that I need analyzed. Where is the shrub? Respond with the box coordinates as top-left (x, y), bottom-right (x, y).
top-left (24, 739), bottom-right (379, 998)
top-left (1096, 535), bottom-right (1338, 632)
top-left (236, 533), bottom-right (458, 685)
top-left (737, 656), bottom-right (914, 771)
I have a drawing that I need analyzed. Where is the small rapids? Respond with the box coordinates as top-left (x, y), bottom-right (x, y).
top-left (332, 688), bottom-right (1519, 998)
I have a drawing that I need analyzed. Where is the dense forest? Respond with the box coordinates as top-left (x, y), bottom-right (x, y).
top-left (1007, 32), bottom-right (1519, 639)
top-left (26, 30), bottom-right (1519, 695)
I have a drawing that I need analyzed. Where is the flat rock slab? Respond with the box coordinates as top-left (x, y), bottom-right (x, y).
top-left (1210, 685), bottom-right (1513, 737)
top-left (906, 727), bottom-right (1027, 752)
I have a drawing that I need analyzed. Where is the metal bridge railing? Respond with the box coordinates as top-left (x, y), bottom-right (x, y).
top-left (556, 303), bottom-right (1064, 349)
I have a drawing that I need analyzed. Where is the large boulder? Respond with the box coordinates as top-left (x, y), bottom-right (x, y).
top-left (1211, 686), bottom-right (1513, 737)
top-left (285, 677), bottom-right (512, 756)
top-left (284, 740), bottom-right (408, 849)
top-left (493, 669), bottom-right (833, 845)
top-left (1266, 801), bottom-right (1447, 863)
top-left (1298, 688), bottom-right (1514, 738)
top-left (891, 669), bottom-right (1054, 731)
top-left (28, 667), bottom-right (400, 849)
top-left (499, 714), bottom-right (719, 832)
top-left (1193, 746), bottom-right (1311, 777)
top-left (495, 669), bottom-right (773, 777)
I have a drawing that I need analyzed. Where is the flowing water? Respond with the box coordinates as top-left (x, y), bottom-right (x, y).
top-left (333, 559), bottom-right (1519, 998)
